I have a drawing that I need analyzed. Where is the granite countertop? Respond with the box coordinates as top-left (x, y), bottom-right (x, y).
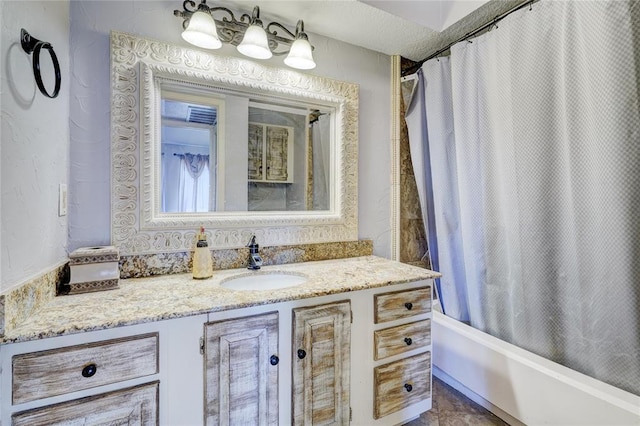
top-left (2, 256), bottom-right (440, 344)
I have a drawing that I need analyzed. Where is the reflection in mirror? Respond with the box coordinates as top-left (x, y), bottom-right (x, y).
top-left (158, 86), bottom-right (332, 213)
top-left (161, 97), bottom-right (217, 213)
top-left (247, 104), bottom-right (329, 211)
top-left (309, 111), bottom-right (330, 211)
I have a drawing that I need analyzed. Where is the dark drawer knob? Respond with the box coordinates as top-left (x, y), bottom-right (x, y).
top-left (405, 302), bottom-right (413, 311)
top-left (81, 363), bottom-right (97, 378)
top-left (404, 337), bottom-right (413, 346)
top-left (297, 349), bottom-right (307, 360)
top-left (404, 383), bottom-right (413, 392)
top-left (270, 355), bottom-right (279, 366)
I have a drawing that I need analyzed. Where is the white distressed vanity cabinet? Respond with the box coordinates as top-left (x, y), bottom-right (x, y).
top-left (0, 315), bottom-right (208, 426)
top-left (202, 285), bottom-right (431, 426)
top-left (1, 279), bottom-right (433, 425)
top-left (203, 300), bottom-right (353, 426)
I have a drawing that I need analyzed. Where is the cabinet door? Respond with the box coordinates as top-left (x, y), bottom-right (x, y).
top-left (12, 382), bottom-right (158, 426)
top-left (204, 312), bottom-right (279, 426)
top-left (292, 301), bottom-right (351, 426)
top-left (265, 126), bottom-right (289, 181)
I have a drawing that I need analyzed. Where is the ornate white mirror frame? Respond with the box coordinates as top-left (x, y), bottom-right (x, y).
top-left (110, 31), bottom-right (359, 255)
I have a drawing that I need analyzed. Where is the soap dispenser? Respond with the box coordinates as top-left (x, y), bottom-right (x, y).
top-left (192, 226), bottom-right (213, 279)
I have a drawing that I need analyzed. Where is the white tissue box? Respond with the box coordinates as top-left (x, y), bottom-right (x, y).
top-left (68, 246), bottom-right (120, 294)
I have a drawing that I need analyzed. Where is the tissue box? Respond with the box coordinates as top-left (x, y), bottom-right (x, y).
top-left (68, 246), bottom-right (120, 294)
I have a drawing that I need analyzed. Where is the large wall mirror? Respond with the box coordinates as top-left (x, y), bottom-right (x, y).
top-left (158, 80), bottom-right (331, 213)
top-left (111, 32), bottom-right (358, 254)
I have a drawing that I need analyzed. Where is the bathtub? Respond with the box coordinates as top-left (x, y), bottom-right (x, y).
top-left (432, 310), bottom-right (640, 425)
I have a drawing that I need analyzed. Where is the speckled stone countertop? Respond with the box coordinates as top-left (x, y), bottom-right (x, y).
top-left (1, 256), bottom-right (440, 344)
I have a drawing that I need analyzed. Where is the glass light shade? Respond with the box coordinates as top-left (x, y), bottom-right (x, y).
top-left (182, 11), bottom-right (222, 49)
top-left (284, 38), bottom-right (316, 70)
top-left (237, 24), bottom-right (272, 59)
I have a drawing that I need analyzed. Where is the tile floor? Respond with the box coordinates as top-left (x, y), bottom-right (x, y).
top-left (404, 377), bottom-right (510, 426)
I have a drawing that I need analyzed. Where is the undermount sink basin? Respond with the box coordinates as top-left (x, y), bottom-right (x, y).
top-left (220, 272), bottom-right (308, 291)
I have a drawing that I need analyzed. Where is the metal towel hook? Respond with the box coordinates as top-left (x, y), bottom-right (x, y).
top-left (20, 28), bottom-right (61, 99)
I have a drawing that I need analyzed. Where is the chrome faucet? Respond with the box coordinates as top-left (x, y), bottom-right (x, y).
top-left (246, 235), bottom-right (263, 270)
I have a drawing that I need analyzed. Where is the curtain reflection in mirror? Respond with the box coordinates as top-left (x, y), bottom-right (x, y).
top-left (178, 153), bottom-right (210, 212)
top-left (162, 144), bottom-right (214, 212)
top-left (311, 114), bottom-right (330, 211)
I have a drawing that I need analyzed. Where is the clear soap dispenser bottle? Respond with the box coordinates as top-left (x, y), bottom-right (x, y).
top-left (192, 226), bottom-right (213, 279)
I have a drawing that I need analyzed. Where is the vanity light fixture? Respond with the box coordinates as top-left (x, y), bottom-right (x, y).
top-left (174, 0), bottom-right (316, 70)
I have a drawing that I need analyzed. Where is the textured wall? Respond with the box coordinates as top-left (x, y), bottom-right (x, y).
top-left (68, 1), bottom-right (391, 258)
top-left (399, 92), bottom-right (429, 268)
top-left (1, 1), bottom-right (70, 292)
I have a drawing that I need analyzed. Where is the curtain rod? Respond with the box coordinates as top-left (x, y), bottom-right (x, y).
top-left (403, 0), bottom-right (539, 76)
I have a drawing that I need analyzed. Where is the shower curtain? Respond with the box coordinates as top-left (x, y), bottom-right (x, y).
top-left (405, 0), bottom-right (640, 396)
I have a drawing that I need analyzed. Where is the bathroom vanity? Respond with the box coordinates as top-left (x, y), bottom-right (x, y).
top-left (0, 256), bottom-right (438, 425)
top-left (0, 31), bottom-right (444, 425)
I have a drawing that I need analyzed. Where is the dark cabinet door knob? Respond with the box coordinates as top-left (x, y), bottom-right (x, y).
top-left (81, 363), bottom-right (97, 378)
top-left (405, 302), bottom-right (413, 310)
top-left (404, 337), bottom-right (413, 346)
top-left (270, 355), bottom-right (279, 366)
top-left (404, 383), bottom-right (413, 392)
top-left (297, 349), bottom-right (307, 359)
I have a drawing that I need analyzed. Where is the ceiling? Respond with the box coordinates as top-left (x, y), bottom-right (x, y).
top-left (221, 0), bottom-right (490, 61)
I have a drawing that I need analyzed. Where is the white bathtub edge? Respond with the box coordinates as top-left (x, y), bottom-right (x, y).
top-left (432, 310), bottom-right (640, 425)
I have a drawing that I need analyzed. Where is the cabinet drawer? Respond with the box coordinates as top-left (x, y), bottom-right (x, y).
top-left (374, 287), bottom-right (431, 324)
top-left (12, 381), bottom-right (159, 426)
top-left (13, 333), bottom-right (158, 404)
top-left (374, 352), bottom-right (431, 419)
top-left (374, 319), bottom-right (431, 360)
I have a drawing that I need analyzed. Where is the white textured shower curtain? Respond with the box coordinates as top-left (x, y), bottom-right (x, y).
top-left (406, 0), bottom-right (640, 396)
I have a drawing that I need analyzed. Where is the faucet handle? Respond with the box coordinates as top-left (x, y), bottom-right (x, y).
top-left (246, 235), bottom-right (262, 270)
